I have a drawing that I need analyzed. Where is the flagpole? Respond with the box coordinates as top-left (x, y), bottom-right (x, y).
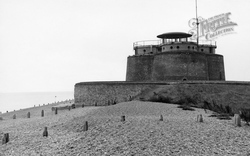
top-left (196, 0), bottom-right (199, 51)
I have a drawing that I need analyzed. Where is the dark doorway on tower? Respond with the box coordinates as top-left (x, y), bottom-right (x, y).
top-left (182, 77), bottom-right (188, 81)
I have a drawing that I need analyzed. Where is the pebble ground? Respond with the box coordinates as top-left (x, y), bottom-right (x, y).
top-left (1, 101), bottom-right (250, 156)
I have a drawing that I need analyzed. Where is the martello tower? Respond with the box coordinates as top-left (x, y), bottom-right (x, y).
top-left (126, 32), bottom-right (225, 81)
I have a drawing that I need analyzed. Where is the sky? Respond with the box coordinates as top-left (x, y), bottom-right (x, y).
top-left (0, 0), bottom-right (249, 93)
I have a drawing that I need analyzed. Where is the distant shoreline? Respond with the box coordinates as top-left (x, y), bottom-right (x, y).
top-left (0, 91), bottom-right (74, 113)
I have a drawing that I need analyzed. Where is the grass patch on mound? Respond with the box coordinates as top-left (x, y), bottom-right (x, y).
top-left (148, 94), bottom-right (173, 103)
top-left (177, 105), bottom-right (195, 111)
top-left (147, 92), bottom-right (198, 112)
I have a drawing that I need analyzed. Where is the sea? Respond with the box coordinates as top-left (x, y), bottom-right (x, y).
top-left (0, 91), bottom-right (74, 113)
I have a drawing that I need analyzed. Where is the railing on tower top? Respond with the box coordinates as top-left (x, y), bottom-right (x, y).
top-left (197, 40), bottom-right (217, 46)
top-left (133, 40), bottom-right (162, 49)
top-left (133, 39), bottom-right (216, 48)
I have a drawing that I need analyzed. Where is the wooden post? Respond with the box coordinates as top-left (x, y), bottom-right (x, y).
top-left (233, 114), bottom-right (241, 127)
top-left (159, 115), bottom-right (163, 121)
top-left (129, 95), bottom-right (132, 101)
top-left (2, 133), bottom-right (9, 144)
top-left (41, 110), bottom-right (44, 117)
top-left (27, 112), bottom-right (30, 118)
top-left (121, 115), bottom-right (125, 122)
top-left (83, 121), bottom-right (88, 131)
top-left (55, 108), bottom-right (58, 115)
top-left (43, 127), bottom-right (48, 137)
top-left (204, 108), bottom-right (207, 113)
top-left (13, 114), bottom-right (16, 119)
top-left (197, 114), bottom-right (203, 122)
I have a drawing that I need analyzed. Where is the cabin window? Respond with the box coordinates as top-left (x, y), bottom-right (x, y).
top-left (180, 38), bottom-right (186, 42)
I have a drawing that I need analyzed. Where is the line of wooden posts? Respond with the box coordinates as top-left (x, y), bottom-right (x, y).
top-left (2, 111), bottom-right (243, 145)
top-left (11, 104), bottom-right (80, 120)
top-left (2, 104), bottom-right (83, 144)
top-left (8, 103), bottom-right (90, 120)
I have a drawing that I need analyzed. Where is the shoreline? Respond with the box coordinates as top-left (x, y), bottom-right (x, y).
top-left (0, 91), bottom-right (74, 114)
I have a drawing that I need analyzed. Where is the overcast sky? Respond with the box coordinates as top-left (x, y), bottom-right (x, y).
top-left (0, 0), bottom-right (249, 93)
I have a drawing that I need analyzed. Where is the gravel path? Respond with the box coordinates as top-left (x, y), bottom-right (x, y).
top-left (1, 101), bottom-right (250, 156)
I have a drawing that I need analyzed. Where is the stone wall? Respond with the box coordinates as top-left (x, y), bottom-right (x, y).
top-left (74, 81), bottom-right (158, 106)
top-left (74, 81), bottom-right (250, 110)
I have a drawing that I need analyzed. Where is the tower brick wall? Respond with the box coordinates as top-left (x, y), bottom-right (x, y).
top-left (126, 51), bottom-right (224, 81)
top-left (206, 54), bottom-right (225, 80)
top-left (126, 55), bottom-right (154, 81)
top-left (151, 51), bottom-right (208, 81)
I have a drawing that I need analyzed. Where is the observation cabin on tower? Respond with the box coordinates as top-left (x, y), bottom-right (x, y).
top-left (133, 32), bottom-right (216, 55)
top-left (126, 32), bottom-right (225, 82)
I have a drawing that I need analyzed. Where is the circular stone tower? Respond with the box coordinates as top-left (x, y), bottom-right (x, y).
top-left (126, 32), bottom-right (225, 81)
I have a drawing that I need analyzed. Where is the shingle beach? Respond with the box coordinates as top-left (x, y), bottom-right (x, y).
top-left (1, 101), bottom-right (250, 156)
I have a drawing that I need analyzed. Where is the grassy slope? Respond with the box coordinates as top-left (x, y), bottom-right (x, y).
top-left (135, 84), bottom-right (250, 111)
